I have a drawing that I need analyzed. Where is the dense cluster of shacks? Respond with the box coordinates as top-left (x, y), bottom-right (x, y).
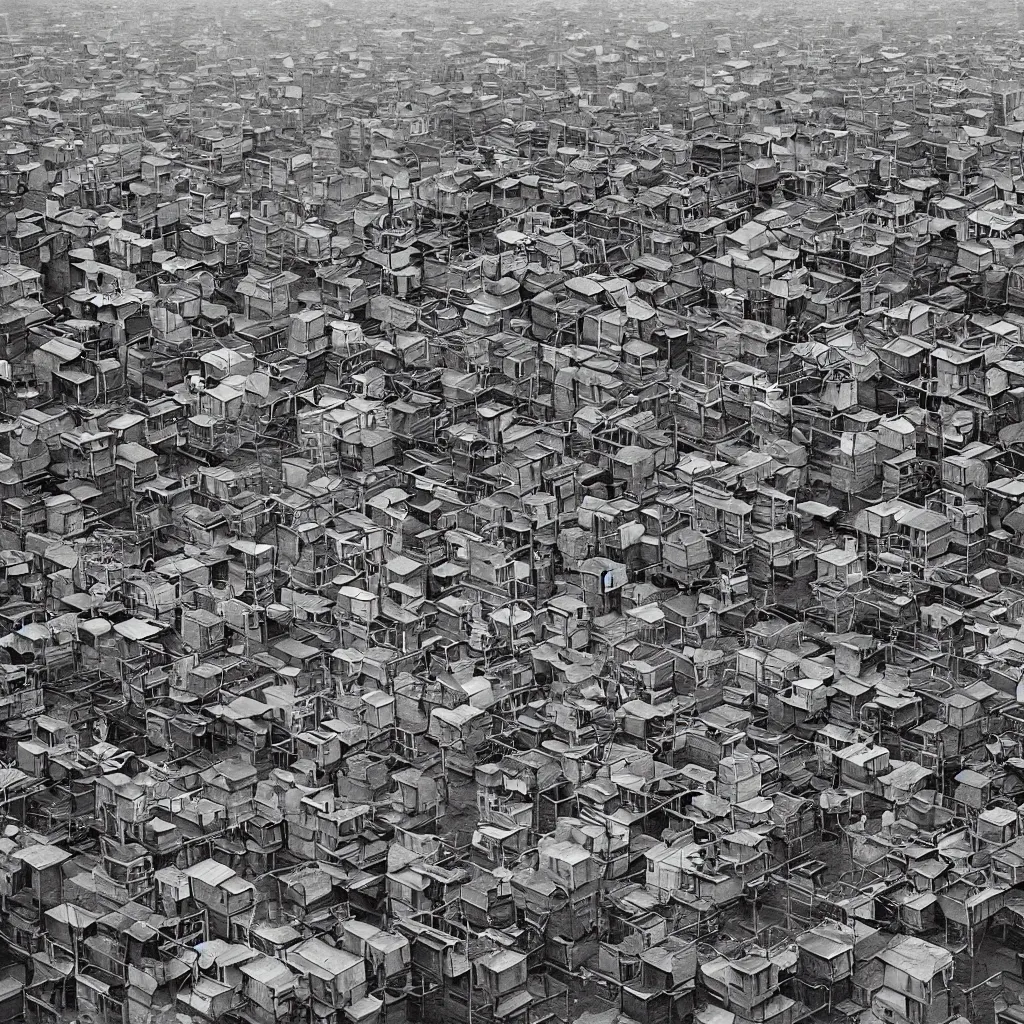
top-left (10, 1), bottom-right (1024, 1023)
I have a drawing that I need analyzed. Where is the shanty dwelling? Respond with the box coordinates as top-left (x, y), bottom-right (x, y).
top-left (91, 838), bottom-right (155, 910)
top-left (870, 936), bottom-right (953, 1024)
top-left (661, 526), bottom-right (713, 588)
top-left (645, 840), bottom-right (743, 907)
top-left (792, 919), bottom-right (857, 1005)
top-left (0, 842), bottom-right (71, 957)
top-left (811, 540), bottom-right (866, 618)
top-left (768, 792), bottom-right (818, 857)
top-left (272, 863), bottom-right (340, 926)
top-left (975, 806), bottom-right (1018, 852)
top-left (681, 708), bottom-right (750, 774)
top-left (936, 880), bottom-right (1009, 958)
top-left (185, 858), bottom-right (257, 940)
top-left (395, 918), bottom-right (460, 995)
top-left (238, 955), bottom-right (299, 1024)
top-left (692, 486), bottom-right (754, 573)
top-left (910, 691), bottom-right (985, 774)
top-left (468, 947), bottom-right (532, 1023)
top-left (861, 686), bottom-right (924, 741)
top-left (428, 705), bottom-right (492, 776)
top-left (30, 903), bottom-right (100, 1022)
top-left (175, 954), bottom-right (239, 1023)
top-left (286, 936), bottom-right (369, 1022)
top-left (236, 269), bottom-right (300, 320)
top-left (458, 871), bottom-right (516, 934)
top-left (828, 671), bottom-right (878, 727)
top-left (617, 699), bottom-right (677, 756)
top-left (733, 645), bottom-right (803, 711)
top-left (835, 743), bottom-right (891, 793)
top-left (340, 917), bottom-right (411, 998)
top-left (768, 677), bottom-right (829, 730)
top-left (699, 951), bottom-right (797, 1024)
top-left (876, 762), bottom-right (934, 806)
top-left (717, 829), bottom-right (772, 891)
top-left (620, 938), bottom-right (698, 1024)
top-left (892, 874), bottom-right (946, 939)
top-left (952, 768), bottom-right (996, 816)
